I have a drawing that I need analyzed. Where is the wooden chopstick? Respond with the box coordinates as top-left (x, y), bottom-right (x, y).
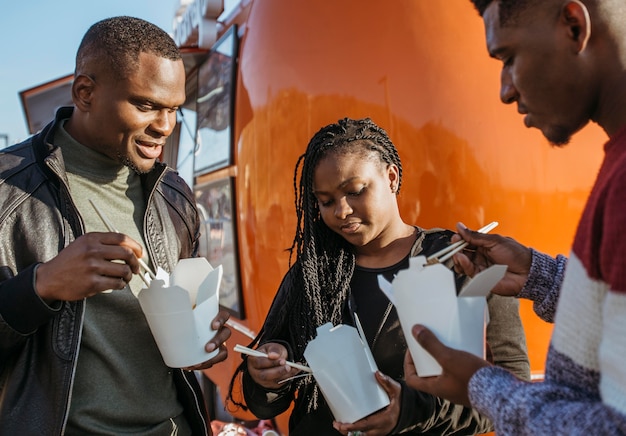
top-left (233, 344), bottom-right (313, 373)
top-left (89, 199), bottom-right (157, 285)
top-left (226, 319), bottom-right (256, 340)
top-left (425, 221), bottom-right (499, 265)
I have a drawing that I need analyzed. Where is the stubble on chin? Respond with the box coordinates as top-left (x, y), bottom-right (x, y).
top-left (118, 153), bottom-right (154, 175)
top-left (545, 127), bottom-right (572, 148)
top-left (547, 138), bottom-right (570, 148)
top-left (544, 119), bottom-right (591, 147)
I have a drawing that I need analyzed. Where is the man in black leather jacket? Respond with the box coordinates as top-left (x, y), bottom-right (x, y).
top-left (0, 17), bottom-right (230, 435)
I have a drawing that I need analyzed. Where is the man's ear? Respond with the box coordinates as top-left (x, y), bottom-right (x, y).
top-left (562, 0), bottom-right (591, 53)
top-left (71, 74), bottom-right (96, 111)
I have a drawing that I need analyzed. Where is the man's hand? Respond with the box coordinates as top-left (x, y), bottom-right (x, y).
top-left (452, 222), bottom-right (532, 296)
top-left (184, 309), bottom-right (232, 370)
top-left (35, 232), bottom-right (142, 302)
top-left (403, 325), bottom-right (491, 407)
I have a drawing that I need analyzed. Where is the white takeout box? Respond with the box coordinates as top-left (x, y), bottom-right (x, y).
top-left (138, 257), bottom-right (223, 368)
top-left (378, 255), bottom-right (507, 377)
top-left (303, 321), bottom-right (390, 424)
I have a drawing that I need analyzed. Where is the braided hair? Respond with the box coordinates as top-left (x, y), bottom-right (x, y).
top-left (228, 117), bottom-right (403, 414)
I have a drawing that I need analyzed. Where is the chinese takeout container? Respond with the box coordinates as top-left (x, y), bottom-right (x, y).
top-left (303, 321), bottom-right (390, 424)
top-left (138, 257), bottom-right (222, 368)
top-left (378, 255), bottom-right (506, 377)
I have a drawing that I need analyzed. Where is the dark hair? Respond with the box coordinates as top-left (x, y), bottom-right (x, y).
top-left (227, 117), bottom-right (403, 413)
top-left (75, 16), bottom-right (181, 79)
top-left (469, 0), bottom-right (535, 24)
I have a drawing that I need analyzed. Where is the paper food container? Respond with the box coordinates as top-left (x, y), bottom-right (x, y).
top-left (138, 257), bottom-right (223, 368)
top-left (378, 255), bottom-right (507, 377)
top-left (303, 320), bottom-right (390, 424)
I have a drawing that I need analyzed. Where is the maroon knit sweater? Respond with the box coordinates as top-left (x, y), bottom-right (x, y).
top-left (467, 127), bottom-right (626, 435)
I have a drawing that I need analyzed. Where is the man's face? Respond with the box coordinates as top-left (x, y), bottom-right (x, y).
top-left (82, 52), bottom-right (186, 173)
top-left (483, 2), bottom-right (594, 145)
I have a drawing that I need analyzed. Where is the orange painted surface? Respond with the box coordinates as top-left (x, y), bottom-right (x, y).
top-left (201, 0), bottom-right (605, 433)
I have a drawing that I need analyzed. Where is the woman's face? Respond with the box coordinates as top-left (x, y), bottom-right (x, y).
top-left (312, 151), bottom-right (401, 250)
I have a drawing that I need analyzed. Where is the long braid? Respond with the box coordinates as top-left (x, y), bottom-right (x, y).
top-left (227, 117), bottom-right (403, 414)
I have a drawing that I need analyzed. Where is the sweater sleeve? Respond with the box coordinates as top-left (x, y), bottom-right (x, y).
top-left (241, 363), bottom-right (296, 419)
top-left (485, 293), bottom-right (531, 381)
top-left (468, 362), bottom-right (626, 435)
top-left (517, 249), bottom-right (567, 323)
top-left (0, 264), bottom-right (61, 340)
top-left (240, 269), bottom-right (298, 420)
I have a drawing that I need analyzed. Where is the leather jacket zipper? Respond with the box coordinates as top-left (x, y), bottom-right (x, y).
top-left (44, 153), bottom-right (87, 436)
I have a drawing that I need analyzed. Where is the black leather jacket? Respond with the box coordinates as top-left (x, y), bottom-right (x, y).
top-left (0, 108), bottom-right (210, 435)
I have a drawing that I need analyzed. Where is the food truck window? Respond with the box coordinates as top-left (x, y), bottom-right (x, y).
top-left (194, 25), bottom-right (238, 175)
top-left (175, 107), bottom-right (197, 187)
top-left (195, 177), bottom-right (243, 317)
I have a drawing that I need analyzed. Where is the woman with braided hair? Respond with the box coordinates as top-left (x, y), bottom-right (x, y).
top-left (227, 117), bottom-right (530, 435)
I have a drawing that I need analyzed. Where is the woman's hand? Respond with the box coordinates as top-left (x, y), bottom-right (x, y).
top-left (246, 342), bottom-right (299, 390)
top-left (333, 371), bottom-right (401, 436)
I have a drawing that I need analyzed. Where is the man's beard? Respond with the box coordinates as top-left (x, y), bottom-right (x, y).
top-left (118, 154), bottom-right (154, 175)
top-left (545, 126), bottom-right (572, 148)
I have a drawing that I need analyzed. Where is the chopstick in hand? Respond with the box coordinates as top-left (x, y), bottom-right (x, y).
top-left (425, 221), bottom-right (499, 265)
top-left (233, 344), bottom-right (313, 373)
top-left (89, 199), bottom-right (156, 285)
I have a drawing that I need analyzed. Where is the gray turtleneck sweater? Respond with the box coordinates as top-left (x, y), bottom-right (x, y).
top-left (56, 122), bottom-right (190, 436)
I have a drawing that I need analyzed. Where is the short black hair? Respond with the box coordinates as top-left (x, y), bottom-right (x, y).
top-left (76, 16), bottom-right (181, 79)
top-left (469, 0), bottom-right (535, 25)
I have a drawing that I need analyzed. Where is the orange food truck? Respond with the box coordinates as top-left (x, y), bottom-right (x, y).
top-left (19, 0), bottom-right (606, 433)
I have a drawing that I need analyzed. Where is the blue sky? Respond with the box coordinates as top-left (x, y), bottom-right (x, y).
top-left (0, 1), bottom-right (181, 147)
